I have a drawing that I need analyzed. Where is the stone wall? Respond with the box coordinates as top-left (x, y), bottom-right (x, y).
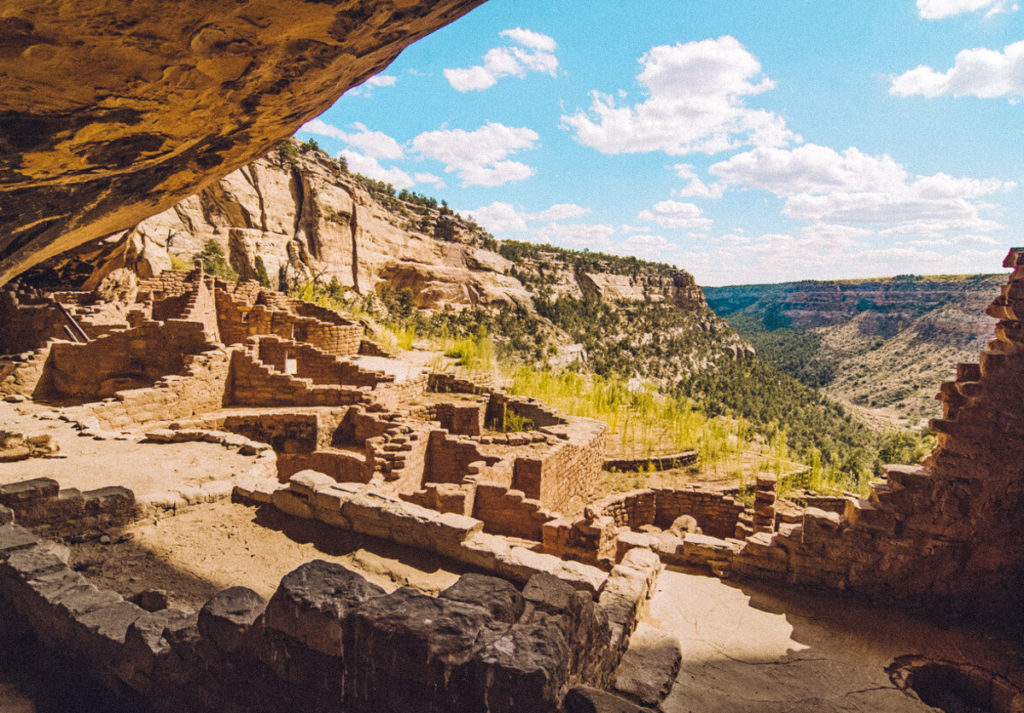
top-left (43, 320), bottom-right (213, 400)
top-left (239, 474), bottom-right (610, 595)
top-left (423, 430), bottom-right (503, 486)
top-left (514, 420), bottom-right (608, 516)
top-left (0, 289), bottom-right (64, 354)
top-left (541, 486), bottom-right (746, 566)
top-left (73, 348), bottom-right (232, 431)
top-left (228, 350), bottom-right (366, 407)
top-left (0, 341), bottom-right (57, 397)
top-left (602, 450), bottom-right (699, 473)
top-left (213, 288), bottom-right (362, 357)
top-left (472, 484), bottom-right (554, 541)
top-left (0, 518), bottom-right (640, 713)
top-left (0, 477), bottom-right (134, 540)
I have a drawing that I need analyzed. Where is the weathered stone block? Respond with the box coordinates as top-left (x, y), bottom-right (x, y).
top-left (474, 619), bottom-right (570, 713)
top-left (0, 478), bottom-right (59, 506)
top-left (197, 586), bottom-right (266, 653)
top-left (264, 560), bottom-right (385, 657)
top-left (440, 573), bottom-right (525, 624)
top-left (344, 587), bottom-right (495, 713)
top-left (288, 470), bottom-right (336, 498)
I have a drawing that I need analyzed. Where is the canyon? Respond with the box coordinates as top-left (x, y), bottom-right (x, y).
top-left (706, 277), bottom-right (1001, 427)
top-left (3, 2), bottom-right (1024, 711)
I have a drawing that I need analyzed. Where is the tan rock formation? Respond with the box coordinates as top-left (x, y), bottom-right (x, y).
top-left (59, 148), bottom-right (535, 310)
top-left (0, 0), bottom-right (486, 285)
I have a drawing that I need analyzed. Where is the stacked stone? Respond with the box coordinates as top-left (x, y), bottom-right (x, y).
top-left (751, 474), bottom-right (777, 534)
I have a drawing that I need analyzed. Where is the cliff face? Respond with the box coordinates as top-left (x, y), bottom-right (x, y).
top-left (706, 276), bottom-right (1002, 335)
top-left (29, 143), bottom-right (744, 380)
top-left (0, 0), bottom-right (485, 285)
top-left (45, 145), bottom-right (716, 319)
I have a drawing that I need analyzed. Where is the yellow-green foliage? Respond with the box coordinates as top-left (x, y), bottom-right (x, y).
top-left (442, 327), bottom-right (496, 371)
top-left (507, 367), bottom-right (760, 472)
top-left (169, 254), bottom-right (190, 271)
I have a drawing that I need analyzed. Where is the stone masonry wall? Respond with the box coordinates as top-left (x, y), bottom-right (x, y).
top-left (0, 516), bottom-right (649, 713)
top-left (44, 320), bottom-right (213, 400)
top-left (514, 420), bottom-right (607, 516)
top-left (228, 350), bottom-right (366, 408)
top-left (472, 484), bottom-right (554, 541)
top-left (0, 289), bottom-right (64, 354)
top-left (73, 348), bottom-right (232, 431)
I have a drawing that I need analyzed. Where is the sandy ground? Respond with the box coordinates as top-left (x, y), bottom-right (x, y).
top-left (69, 500), bottom-right (469, 610)
top-left (0, 401), bottom-right (258, 498)
top-left (648, 569), bottom-right (1024, 713)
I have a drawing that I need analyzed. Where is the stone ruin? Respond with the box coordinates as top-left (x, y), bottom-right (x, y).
top-left (2, 252), bottom-right (1024, 710)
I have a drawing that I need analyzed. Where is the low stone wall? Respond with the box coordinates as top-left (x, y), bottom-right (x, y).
top-left (541, 486), bottom-right (747, 566)
top-left (0, 477), bottom-right (133, 540)
top-left (255, 336), bottom-right (392, 388)
top-left (237, 473), bottom-right (611, 596)
top-left (424, 429), bottom-right (503, 486)
top-left (72, 347), bottom-right (232, 431)
top-left (472, 484), bottom-right (554, 541)
top-left (0, 519), bottom-right (653, 713)
top-left (602, 450), bottom-right (699, 473)
top-left (0, 341), bottom-right (56, 397)
top-left (229, 350), bottom-right (366, 407)
top-left (44, 320), bottom-right (213, 400)
top-left (513, 420), bottom-right (608, 516)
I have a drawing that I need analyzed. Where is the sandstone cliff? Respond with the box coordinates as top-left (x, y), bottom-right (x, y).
top-left (29, 142), bottom-right (746, 379)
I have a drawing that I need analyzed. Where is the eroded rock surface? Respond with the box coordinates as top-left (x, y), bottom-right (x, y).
top-left (0, 0), bottom-right (485, 285)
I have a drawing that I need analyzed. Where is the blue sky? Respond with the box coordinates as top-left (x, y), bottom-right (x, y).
top-left (297, 0), bottom-right (1024, 285)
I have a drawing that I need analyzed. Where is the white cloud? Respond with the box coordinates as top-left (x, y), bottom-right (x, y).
top-left (300, 118), bottom-right (349, 142)
top-left (710, 144), bottom-right (908, 195)
top-left (561, 36), bottom-right (798, 155)
top-left (338, 150), bottom-right (413, 190)
top-left (673, 164), bottom-right (726, 199)
top-left (615, 234), bottom-right (678, 260)
top-left (463, 202), bottom-right (593, 234)
top-left (300, 119), bottom-right (405, 159)
top-left (411, 122), bottom-right (539, 187)
top-left (414, 172), bottom-right (445, 188)
top-left (466, 202), bottom-right (529, 233)
top-left (709, 143), bottom-right (1011, 235)
top-left (500, 27), bottom-right (557, 53)
top-left (531, 204), bottom-right (590, 221)
top-left (917, 0), bottom-right (1018, 19)
top-left (890, 41), bottom-right (1024, 102)
top-left (444, 28), bottom-right (558, 92)
top-left (535, 222), bottom-right (616, 250)
top-left (347, 73), bottom-right (398, 96)
top-left (343, 123), bottom-right (404, 160)
top-left (638, 200), bottom-right (713, 230)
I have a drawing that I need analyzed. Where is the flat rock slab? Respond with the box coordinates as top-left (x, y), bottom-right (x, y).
top-left (648, 570), bottom-right (1024, 713)
top-left (612, 622), bottom-right (681, 706)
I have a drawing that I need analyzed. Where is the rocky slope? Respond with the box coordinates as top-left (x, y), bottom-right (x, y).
top-left (705, 276), bottom-right (1002, 427)
top-left (30, 142), bottom-right (746, 377)
top-left (0, 0), bottom-right (485, 285)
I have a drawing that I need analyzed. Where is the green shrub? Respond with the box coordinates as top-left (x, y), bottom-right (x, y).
top-left (253, 255), bottom-right (271, 288)
top-left (196, 240), bottom-right (238, 281)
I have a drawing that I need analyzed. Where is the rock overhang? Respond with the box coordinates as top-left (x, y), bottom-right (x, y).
top-left (0, 0), bottom-right (487, 285)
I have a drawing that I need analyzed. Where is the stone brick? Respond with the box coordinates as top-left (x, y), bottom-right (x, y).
top-left (197, 586), bottom-right (266, 653)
